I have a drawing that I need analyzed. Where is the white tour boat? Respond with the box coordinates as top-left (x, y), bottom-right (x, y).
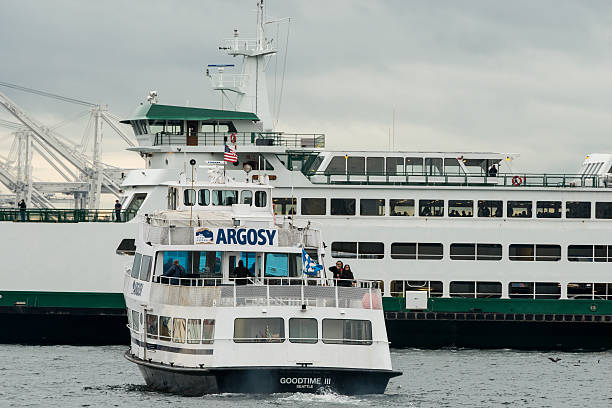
top-left (122, 164), bottom-right (401, 395)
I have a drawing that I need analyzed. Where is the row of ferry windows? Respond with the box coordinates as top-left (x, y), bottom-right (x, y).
top-left (331, 242), bottom-right (612, 262)
top-left (389, 281), bottom-right (612, 300)
top-left (183, 189), bottom-right (267, 207)
top-left (324, 156), bottom-right (494, 175)
top-left (273, 198), bottom-right (612, 219)
top-left (127, 312), bottom-right (372, 345)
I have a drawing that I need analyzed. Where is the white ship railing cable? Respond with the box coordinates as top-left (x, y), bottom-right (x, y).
top-left (152, 131), bottom-right (325, 148)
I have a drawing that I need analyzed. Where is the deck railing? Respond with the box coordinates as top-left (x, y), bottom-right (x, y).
top-left (153, 132), bottom-right (325, 149)
top-left (305, 171), bottom-right (606, 188)
top-left (140, 275), bottom-right (383, 309)
top-left (0, 208), bottom-right (138, 223)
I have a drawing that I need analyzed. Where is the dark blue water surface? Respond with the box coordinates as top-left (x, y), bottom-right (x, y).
top-left (1, 346), bottom-right (611, 407)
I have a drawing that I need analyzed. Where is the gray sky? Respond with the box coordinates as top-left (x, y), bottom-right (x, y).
top-left (2, 0), bottom-right (612, 185)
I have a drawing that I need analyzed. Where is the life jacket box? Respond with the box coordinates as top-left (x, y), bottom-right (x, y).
top-left (405, 291), bottom-right (428, 310)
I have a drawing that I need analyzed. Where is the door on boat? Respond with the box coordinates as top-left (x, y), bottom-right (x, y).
top-left (224, 252), bottom-right (260, 285)
top-left (186, 121), bottom-right (199, 146)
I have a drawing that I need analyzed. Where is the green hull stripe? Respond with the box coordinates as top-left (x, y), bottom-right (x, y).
top-left (0, 291), bottom-right (125, 309)
top-left (383, 297), bottom-right (612, 315)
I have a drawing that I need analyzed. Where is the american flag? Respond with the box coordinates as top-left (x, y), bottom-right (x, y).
top-left (224, 145), bottom-right (238, 163)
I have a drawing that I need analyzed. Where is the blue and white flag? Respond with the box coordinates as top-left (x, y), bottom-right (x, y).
top-left (302, 249), bottom-right (323, 276)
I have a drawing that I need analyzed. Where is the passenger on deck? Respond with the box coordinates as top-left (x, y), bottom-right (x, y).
top-left (338, 264), bottom-right (355, 287)
top-left (234, 260), bottom-right (250, 285)
top-left (329, 260), bottom-right (343, 282)
top-left (164, 260), bottom-right (186, 285)
top-left (18, 199), bottom-right (26, 222)
top-left (488, 165), bottom-right (498, 176)
top-left (114, 200), bottom-right (122, 222)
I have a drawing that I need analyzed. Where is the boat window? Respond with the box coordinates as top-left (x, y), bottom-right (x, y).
top-left (508, 282), bottom-right (534, 298)
top-left (255, 191), bottom-right (267, 207)
top-left (477, 244), bottom-right (502, 261)
top-left (146, 314), bottom-right (158, 339)
top-left (126, 308), bottom-right (131, 327)
top-left (419, 199), bottom-right (444, 217)
top-left (444, 158), bottom-right (462, 175)
top-left (450, 244), bottom-right (475, 260)
top-left (162, 251), bottom-right (189, 274)
top-left (131, 310), bottom-right (140, 332)
top-left (508, 283), bottom-right (561, 299)
top-left (507, 201), bottom-right (532, 218)
top-left (331, 198), bottom-right (356, 215)
top-left (331, 242), bottom-right (357, 259)
top-left (159, 316), bottom-right (172, 341)
top-left (405, 157), bottom-right (423, 174)
top-left (358, 242), bottom-right (384, 259)
top-left (139, 255), bottom-right (152, 281)
top-left (322, 319), bottom-right (372, 345)
top-left (241, 190), bottom-right (253, 205)
top-left (168, 187), bottom-right (177, 210)
top-left (478, 200), bottom-right (502, 217)
top-left (568, 283), bottom-right (612, 300)
top-left (386, 157), bottom-right (404, 175)
top-left (131, 253), bottom-right (142, 279)
top-left (390, 243), bottom-right (416, 259)
top-left (568, 245), bottom-right (593, 262)
top-left (463, 159), bottom-right (486, 175)
top-left (448, 200), bottom-right (473, 217)
top-left (424, 158), bottom-right (443, 175)
top-left (566, 201), bottom-right (591, 219)
top-left (233, 318), bottom-right (285, 343)
top-left (273, 198), bottom-right (296, 215)
top-left (418, 243), bottom-right (444, 260)
top-left (536, 201), bottom-right (561, 218)
top-left (509, 244), bottom-right (534, 261)
top-left (477, 281), bottom-right (502, 298)
top-left (595, 245), bottom-right (610, 262)
top-left (595, 202), bottom-right (612, 219)
top-left (390, 199), bottom-right (414, 216)
top-left (450, 281), bottom-right (475, 297)
top-left (183, 189), bottom-right (196, 206)
top-left (173, 318), bottom-right (186, 343)
top-left (536, 244), bottom-right (561, 261)
top-left (265, 253), bottom-right (289, 277)
top-left (347, 156), bottom-right (365, 175)
top-left (324, 156), bottom-right (346, 175)
top-left (212, 190), bottom-right (238, 206)
top-left (126, 193), bottom-right (147, 214)
top-left (203, 319), bottom-right (215, 344)
top-left (360, 199), bottom-right (385, 216)
top-left (289, 318), bottom-right (318, 344)
top-left (392, 280), bottom-right (443, 298)
top-left (301, 198), bottom-right (326, 215)
top-left (198, 189), bottom-right (210, 206)
top-left (187, 319), bottom-right (201, 344)
top-left (366, 157), bottom-right (384, 175)
top-left (241, 252), bottom-right (261, 276)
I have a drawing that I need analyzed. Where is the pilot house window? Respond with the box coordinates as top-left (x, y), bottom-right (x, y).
top-left (183, 189), bottom-right (196, 206)
top-left (212, 190), bottom-right (238, 206)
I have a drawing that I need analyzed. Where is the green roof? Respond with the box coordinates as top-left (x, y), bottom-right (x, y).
top-left (120, 104), bottom-right (259, 123)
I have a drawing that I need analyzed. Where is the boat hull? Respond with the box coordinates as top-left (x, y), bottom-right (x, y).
top-left (125, 352), bottom-right (400, 395)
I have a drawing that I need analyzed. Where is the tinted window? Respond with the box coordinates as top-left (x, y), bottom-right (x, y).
top-left (390, 243), bottom-right (416, 259)
top-left (202, 319), bottom-right (215, 344)
top-left (424, 158), bottom-right (443, 175)
top-left (509, 244), bottom-right (534, 261)
top-left (477, 244), bottom-right (502, 261)
top-left (450, 281), bottom-right (475, 297)
top-left (401, 280), bottom-right (443, 297)
top-left (478, 200), bottom-right (502, 217)
top-left (212, 190), bottom-right (238, 206)
top-left (536, 244), bottom-right (561, 261)
top-left (255, 191), bottom-right (267, 207)
top-left (448, 200), bottom-right (473, 217)
top-left (568, 245), bottom-right (593, 262)
top-left (390, 199), bottom-right (414, 216)
top-left (241, 190), bottom-right (253, 205)
top-left (358, 242), bottom-right (384, 259)
top-left (325, 156), bottom-right (346, 175)
top-left (418, 243), bottom-right (443, 260)
top-left (322, 319), bottom-right (372, 345)
top-left (360, 199), bottom-right (385, 216)
top-left (331, 242), bottom-right (357, 258)
top-left (159, 316), bottom-right (172, 341)
top-left (139, 255), bottom-right (152, 281)
top-left (566, 201), bottom-right (591, 219)
top-left (273, 198), bottom-right (296, 215)
top-left (405, 157), bottom-right (423, 173)
top-left (366, 157), bottom-right (384, 174)
top-left (596, 202), bottom-right (612, 219)
top-left (419, 200), bottom-right (444, 217)
top-left (289, 318), bottom-right (318, 344)
top-left (507, 201), bottom-right (532, 218)
top-left (184, 189), bottom-right (196, 206)
top-left (536, 201), bottom-right (561, 218)
top-left (386, 157), bottom-right (404, 175)
top-left (131, 253), bottom-right (142, 278)
top-left (331, 198), bottom-right (356, 215)
top-left (301, 198), bottom-right (326, 215)
top-left (450, 243), bottom-right (475, 260)
top-left (477, 282), bottom-right (502, 298)
top-left (347, 156), bottom-right (365, 175)
top-left (234, 318), bottom-right (285, 343)
top-left (198, 189), bottom-right (210, 206)
top-left (146, 315), bottom-right (158, 339)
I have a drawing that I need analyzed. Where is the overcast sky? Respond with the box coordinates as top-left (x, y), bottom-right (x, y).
top-left (2, 0), bottom-right (612, 187)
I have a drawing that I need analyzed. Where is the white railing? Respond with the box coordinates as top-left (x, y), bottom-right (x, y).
top-left (221, 38), bottom-right (276, 53)
top-left (208, 73), bottom-right (249, 90)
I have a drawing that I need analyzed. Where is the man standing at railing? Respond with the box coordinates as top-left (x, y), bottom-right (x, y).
top-left (114, 200), bottom-right (122, 222)
top-left (18, 199), bottom-right (26, 222)
top-left (164, 259), bottom-right (186, 285)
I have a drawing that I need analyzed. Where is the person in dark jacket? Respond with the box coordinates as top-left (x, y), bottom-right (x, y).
top-left (18, 199), bottom-right (26, 222)
top-left (338, 264), bottom-right (355, 287)
top-left (164, 260), bottom-right (186, 285)
top-left (233, 260), bottom-right (250, 285)
top-left (329, 260), bottom-right (343, 282)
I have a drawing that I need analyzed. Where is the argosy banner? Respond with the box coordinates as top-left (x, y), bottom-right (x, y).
top-left (194, 227), bottom-right (278, 246)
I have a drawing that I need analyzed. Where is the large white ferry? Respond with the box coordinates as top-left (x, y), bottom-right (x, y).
top-left (123, 168), bottom-right (400, 395)
top-left (2, 1), bottom-right (612, 350)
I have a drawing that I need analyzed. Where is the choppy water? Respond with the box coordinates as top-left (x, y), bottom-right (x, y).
top-left (1, 345), bottom-right (611, 407)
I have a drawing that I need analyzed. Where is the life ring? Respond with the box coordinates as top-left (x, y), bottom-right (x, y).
top-left (512, 175), bottom-right (523, 186)
top-left (230, 133), bottom-right (237, 144)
